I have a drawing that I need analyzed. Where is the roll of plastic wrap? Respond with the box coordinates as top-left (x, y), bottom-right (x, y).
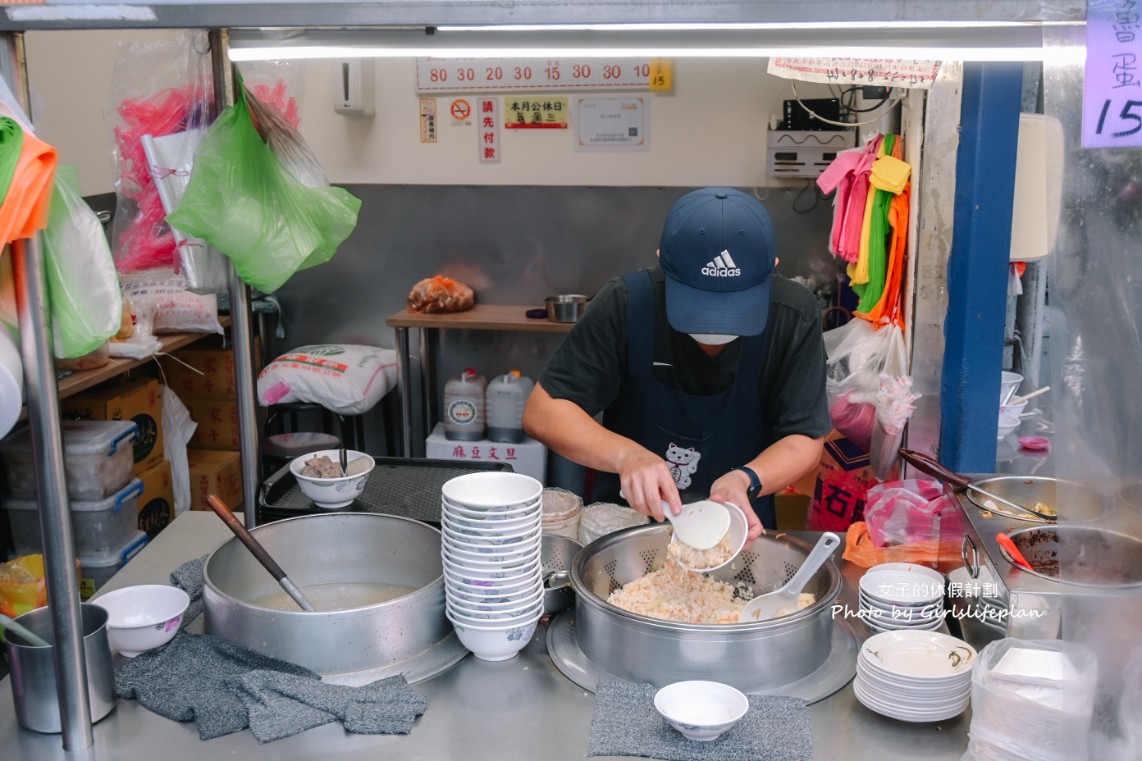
top-left (0, 328), bottom-right (22, 438)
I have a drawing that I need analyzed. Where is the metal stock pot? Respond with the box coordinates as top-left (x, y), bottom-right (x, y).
top-left (203, 513), bottom-right (451, 677)
top-left (570, 525), bottom-right (842, 692)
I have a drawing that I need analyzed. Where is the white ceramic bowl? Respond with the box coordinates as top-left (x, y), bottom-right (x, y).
top-left (441, 472), bottom-right (544, 509)
top-left (441, 541), bottom-right (538, 564)
top-left (94, 584), bottom-right (190, 657)
top-left (443, 498), bottom-right (542, 520)
top-left (654, 680), bottom-right (749, 742)
top-left (451, 619), bottom-right (539, 661)
top-left (443, 571), bottom-right (539, 595)
top-left (1000, 371), bottom-right (1023, 402)
top-left (447, 601), bottom-right (544, 628)
top-left (997, 412), bottom-right (1021, 439)
top-left (290, 449), bottom-right (375, 508)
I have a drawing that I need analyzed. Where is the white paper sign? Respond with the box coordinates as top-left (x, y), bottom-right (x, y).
top-left (768, 57), bottom-right (941, 90)
top-left (574, 96), bottom-right (650, 152)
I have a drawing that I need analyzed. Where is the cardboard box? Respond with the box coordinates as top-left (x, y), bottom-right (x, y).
top-left (160, 344), bottom-right (239, 401)
top-left (425, 423), bottom-right (546, 484)
top-left (136, 458), bottom-right (174, 539)
top-left (187, 449), bottom-right (243, 513)
top-left (184, 398), bottom-right (241, 451)
top-left (60, 376), bottom-right (164, 473)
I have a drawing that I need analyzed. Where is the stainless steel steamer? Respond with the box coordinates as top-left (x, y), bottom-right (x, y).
top-left (570, 525), bottom-right (841, 692)
top-left (203, 513), bottom-right (452, 677)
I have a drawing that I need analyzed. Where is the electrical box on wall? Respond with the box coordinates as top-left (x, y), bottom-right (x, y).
top-left (766, 130), bottom-right (856, 179)
top-left (334, 59), bottom-right (375, 116)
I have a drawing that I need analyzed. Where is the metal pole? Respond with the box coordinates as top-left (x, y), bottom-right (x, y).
top-left (209, 29), bottom-right (261, 526)
top-left (4, 34), bottom-right (93, 749)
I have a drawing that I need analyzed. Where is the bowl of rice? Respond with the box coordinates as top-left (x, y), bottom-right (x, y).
top-left (290, 449), bottom-right (375, 508)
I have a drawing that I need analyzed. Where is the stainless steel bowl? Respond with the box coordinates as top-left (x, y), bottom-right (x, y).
top-left (570, 524), bottom-right (841, 692)
top-left (541, 533), bottom-right (582, 614)
top-left (1003, 525), bottom-right (1142, 587)
top-left (545, 295), bottom-right (588, 323)
top-left (203, 513), bottom-right (450, 677)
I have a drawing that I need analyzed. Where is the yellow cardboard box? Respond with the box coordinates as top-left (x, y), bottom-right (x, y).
top-left (160, 341), bottom-right (259, 401)
top-left (188, 449), bottom-right (243, 513)
top-left (136, 458), bottom-right (174, 539)
top-left (184, 398), bottom-right (241, 451)
top-left (60, 376), bottom-right (164, 473)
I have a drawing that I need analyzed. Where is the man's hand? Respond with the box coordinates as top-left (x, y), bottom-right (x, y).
top-left (617, 449), bottom-right (681, 523)
top-left (709, 469), bottom-right (765, 541)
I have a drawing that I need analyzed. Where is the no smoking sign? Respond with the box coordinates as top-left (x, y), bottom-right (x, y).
top-left (450, 98), bottom-right (472, 124)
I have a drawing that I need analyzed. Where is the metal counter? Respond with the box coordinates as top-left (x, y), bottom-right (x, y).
top-left (0, 513), bottom-right (971, 760)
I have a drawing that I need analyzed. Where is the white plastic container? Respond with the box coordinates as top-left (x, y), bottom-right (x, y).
top-left (578, 502), bottom-right (649, 546)
top-left (444, 369), bottom-right (487, 442)
top-left (3, 478), bottom-right (144, 557)
top-left (78, 530), bottom-right (149, 601)
top-left (542, 487), bottom-right (583, 540)
top-left (0, 420), bottom-right (138, 500)
top-left (486, 370), bottom-right (534, 443)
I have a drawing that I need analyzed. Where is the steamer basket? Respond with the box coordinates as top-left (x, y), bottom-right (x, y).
top-left (570, 524), bottom-right (841, 692)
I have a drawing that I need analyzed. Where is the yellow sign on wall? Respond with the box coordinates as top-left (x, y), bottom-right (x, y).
top-left (649, 59), bottom-right (673, 91)
top-left (504, 96), bottom-right (570, 129)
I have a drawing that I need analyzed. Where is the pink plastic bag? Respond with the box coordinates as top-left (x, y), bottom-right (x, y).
top-left (863, 479), bottom-right (964, 548)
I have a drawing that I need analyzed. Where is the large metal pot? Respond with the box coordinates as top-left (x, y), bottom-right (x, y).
top-left (570, 525), bottom-right (841, 692)
top-left (203, 513), bottom-right (449, 676)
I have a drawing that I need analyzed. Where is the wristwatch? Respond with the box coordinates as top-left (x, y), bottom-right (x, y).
top-left (731, 465), bottom-right (762, 500)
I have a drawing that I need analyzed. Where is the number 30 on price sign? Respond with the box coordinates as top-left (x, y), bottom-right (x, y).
top-left (1084, 1), bottom-right (1142, 148)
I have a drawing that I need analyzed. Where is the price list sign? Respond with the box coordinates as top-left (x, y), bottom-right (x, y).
top-left (1084, 0), bottom-right (1142, 148)
top-left (415, 57), bottom-right (671, 93)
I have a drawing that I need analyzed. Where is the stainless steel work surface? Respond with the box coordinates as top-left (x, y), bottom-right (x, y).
top-left (0, 513), bottom-right (971, 760)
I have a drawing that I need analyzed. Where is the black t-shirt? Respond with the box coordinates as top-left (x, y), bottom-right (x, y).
top-left (539, 266), bottom-right (832, 443)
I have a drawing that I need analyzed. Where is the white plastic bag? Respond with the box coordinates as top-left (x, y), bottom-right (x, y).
top-left (42, 165), bottom-right (123, 359)
top-left (256, 344), bottom-right (398, 415)
top-left (119, 267), bottom-right (222, 335)
top-left (160, 385), bottom-right (197, 514)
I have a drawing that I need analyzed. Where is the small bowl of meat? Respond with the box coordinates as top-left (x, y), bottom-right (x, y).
top-left (290, 449), bottom-right (375, 508)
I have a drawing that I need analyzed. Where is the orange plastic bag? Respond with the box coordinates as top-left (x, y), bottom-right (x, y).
top-left (0, 554), bottom-right (48, 619)
top-left (842, 521), bottom-right (962, 569)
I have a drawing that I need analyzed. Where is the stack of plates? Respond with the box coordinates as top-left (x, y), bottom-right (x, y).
top-left (858, 562), bottom-right (946, 633)
top-left (854, 630), bottom-right (976, 722)
top-left (440, 472), bottom-right (546, 661)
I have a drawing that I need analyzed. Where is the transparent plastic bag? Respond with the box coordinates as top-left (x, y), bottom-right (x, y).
top-left (863, 478), bottom-right (964, 548)
top-left (166, 74), bottom-right (361, 294)
top-left (43, 165), bottom-right (123, 358)
top-left (968, 638), bottom-right (1099, 761)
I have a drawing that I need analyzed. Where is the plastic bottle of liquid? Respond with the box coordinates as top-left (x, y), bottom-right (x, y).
top-left (443, 369), bottom-right (487, 441)
top-left (486, 370), bottom-right (534, 443)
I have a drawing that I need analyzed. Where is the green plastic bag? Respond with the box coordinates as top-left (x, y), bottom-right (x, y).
top-left (166, 78), bottom-right (361, 293)
top-left (43, 165), bottom-right (123, 358)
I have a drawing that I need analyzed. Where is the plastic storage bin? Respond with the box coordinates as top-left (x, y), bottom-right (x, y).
top-left (578, 502), bottom-right (649, 545)
top-left (0, 420), bottom-right (138, 500)
top-left (542, 487), bottom-right (582, 540)
top-left (78, 530), bottom-right (148, 601)
top-left (3, 478), bottom-right (144, 557)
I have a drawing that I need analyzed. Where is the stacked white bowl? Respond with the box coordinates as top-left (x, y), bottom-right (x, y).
top-left (440, 472), bottom-right (545, 661)
top-left (858, 562), bottom-right (946, 633)
top-left (854, 630), bottom-right (976, 722)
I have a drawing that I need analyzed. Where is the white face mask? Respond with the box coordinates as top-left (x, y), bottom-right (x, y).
top-left (689, 333), bottom-right (737, 346)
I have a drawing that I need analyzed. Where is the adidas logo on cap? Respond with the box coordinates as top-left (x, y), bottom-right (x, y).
top-left (701, 250), bottom-right (741, 277)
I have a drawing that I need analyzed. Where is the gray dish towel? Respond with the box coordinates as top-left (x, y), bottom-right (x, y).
top-left (115, 629), bottom-right (428, 743)
top-left (587, 681), bottom-right (812, 761)
top-left (169, 553), bottom-right (208, 627)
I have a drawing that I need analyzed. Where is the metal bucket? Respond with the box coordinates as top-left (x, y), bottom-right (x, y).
top-left (570, 525), bottom-right (841, 692)
top-left (541, 533), bottom-right (582, 614)
top-left (1002, 525), bottom-right (1142, 587)
top-left (203, 513), bottom-right (450, 676)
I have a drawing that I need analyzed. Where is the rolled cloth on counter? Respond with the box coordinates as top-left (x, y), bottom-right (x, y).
top-left (169, 553), bottom-right (207, 627)
top-left (587, 681), bottom-right (812, 761)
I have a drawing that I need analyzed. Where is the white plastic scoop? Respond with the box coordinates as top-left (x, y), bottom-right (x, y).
top-left (661, 500), bottom-right (732, 550)
top-left (739, 532), bottom-right (840, 622)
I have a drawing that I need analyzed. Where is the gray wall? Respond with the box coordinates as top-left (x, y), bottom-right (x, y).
top-left (267, 184), bottom-right (834, 451)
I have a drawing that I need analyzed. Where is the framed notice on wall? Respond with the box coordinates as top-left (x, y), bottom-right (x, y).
top-left (574, 96), bottom-right (650, 152)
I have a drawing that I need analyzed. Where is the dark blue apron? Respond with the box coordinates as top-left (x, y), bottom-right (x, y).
top-left (590, 269), bottom-right (777, 528)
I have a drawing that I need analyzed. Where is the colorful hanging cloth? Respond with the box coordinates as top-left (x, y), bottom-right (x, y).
top-left (0, 115), bottom-right (57, 246)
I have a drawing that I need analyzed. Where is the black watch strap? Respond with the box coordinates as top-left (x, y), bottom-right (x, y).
top-left (731, 465), bottom-right (762, 499)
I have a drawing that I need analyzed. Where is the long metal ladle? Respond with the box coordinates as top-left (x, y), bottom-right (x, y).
top-left (206, 494), bottom-right (316, 611)
top-left (898, 448), bottom-right (1057, 522)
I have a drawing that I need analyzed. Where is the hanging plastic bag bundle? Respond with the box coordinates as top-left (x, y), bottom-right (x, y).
top-left (166, 73), bottom-right (361, 293)
top-left (42, 165), bottom-right (124, 358)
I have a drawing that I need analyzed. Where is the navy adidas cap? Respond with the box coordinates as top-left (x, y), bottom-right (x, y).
top-left (659, 187), bottom-right (776, 337)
